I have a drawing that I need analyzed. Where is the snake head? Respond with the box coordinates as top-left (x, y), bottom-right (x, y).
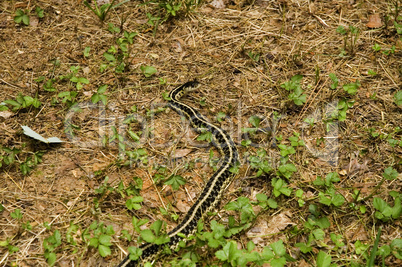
top-left (182, 80), bottom-right (201, 93)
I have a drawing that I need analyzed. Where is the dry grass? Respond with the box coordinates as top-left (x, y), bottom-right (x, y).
top-left (0, 0), bottom-right (401, 266)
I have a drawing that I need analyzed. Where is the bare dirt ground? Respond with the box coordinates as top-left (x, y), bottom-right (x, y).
top-left (0, 0), bottom-right (401, 266)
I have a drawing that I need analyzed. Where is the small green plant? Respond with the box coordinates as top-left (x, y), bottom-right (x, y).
top-left (43, 78), bottom-right (57, 92)
top-left (196, 127), bottom-right (213, 142)
top-left (329, 233), bottom-right (345, 251)
top-left (394, 90), bottom-right (402, 106)
top-left (83, 221), bottom-right (115, 257)
top-left (304, 117), bottom-right (315, 127)
top-left (83, 46), bottom-right (90, 57)
top-left (3, 93), bottom-right (41, 112)
top-left (107, 22), bottom-right (121, 33)
top-left (0, 146), bottom-right (43, 175)
top-left (328, 98), bottom-right (354, 122)
top-left (372, 43), bottom-right (382, 52)
top-left (373, 191), bottom-right (401, 222)
top-left (145, 12), bottom-right (162, 35)
top-left (84, 0), bottom-right (129, 22)
top-left (0, 239), bottom-right (19, 254)
top-left (329, 73), bottom-right (339, 89)
top-left (66, 222), bottom-right (79, 246)
top-left (281, 74), bottom-right (307, 106)
top-left (69, 66), bottom-right (89, 90)
top-left (91, 84), bottom-right (108, 105)
top-left (258, 240), bottom-right (289, 267)
top-left (20, 151), bottom-right (44, 175)
top-left (126, 196), bottom-right (144, 211)
top-left (248, 149), bottom-right (272, 177)
top-left (295, 189), bottom-right (306, 207)
top-left (254, 193), bottom-right (278, 210)
top-left (216, 111), bottom-right (226, 122)
top-left (164, 174), bottom-right (186, 190)
top-left (313, 172), bottom-right (345, 207)
top-left (10, 209), bottom-right (23, 220)
top-left (14, 9), bottom-right (30, 25)
top-left (277, 163), bottom-right (297, 179)
top-left (139, 220), bottom-right (170, 245)
top-left (242, 115), bottom-right (262, 135)
top-left (342, 80), bottom-right (360, 95)
top-left (368, 69), bottom-right (377, 76)
top-left (394, 20), bottom-right (402, 34)
top-left (125, 148), bottom-right (148, 165)
top-left (247, 51), bottom-right (260, 62)
top-left (367, 227), bottom-right (382, 267)
top-left (383, 45), bottom-right (396, 55)
top-left (0, 147), bottom-right (20, 168)
top-left (295, 213), bottom-right (330, 253)
top-left (241, 115), bottom-right (271, 146)
top-left (144, 0), bottom-right (194, 35)
top-left (225, 197), bottom-right (255, 224)
top-left (101, 31), bottom-right (137, 73)
top-left (316, 251), bottom-right (335, 267)
top-left (140, 65), bottom-right (157, 77)
top-left (336, 25), bottom-right (360, 55)
top-left (57, 90), bottom-right (78, 106)
top-left (271, 178), bottom-right (292, 197)
top-left (43, 230), bottom-right (62, 266)
top-left (214, 239), bottom-right (290, 267)
top-left (35, 6), bottom-right (44, 18)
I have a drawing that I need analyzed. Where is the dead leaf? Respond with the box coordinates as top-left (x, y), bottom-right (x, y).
top-left (346, 223), bottom-right (369, 241)
top-left (175, 191), bottom-right (191, 213)
top-left (173, 148), bottom-right (192, 158)
top-left (247, 210), bottom-right (295, 238)
top-left (209, 0), bottom-right (226, 9)
top-left (30, 16), bottom-right (39, 27)
top-left (366, 14), bottom-right (382, 28)
top-left (93, 162), bottom-right (109, 172)
top-left (0, 110), bottom-right (13, 120)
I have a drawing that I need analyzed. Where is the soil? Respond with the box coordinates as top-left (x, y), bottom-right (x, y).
top-left (0, 0), bottom-right (401, 266)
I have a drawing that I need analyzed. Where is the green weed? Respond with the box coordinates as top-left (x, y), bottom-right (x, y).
top-left (84, 0), bottom-right (129, 22)
top-left (91, 84), bottom-right (108, 105)
top-left (336, 25), bottom-right (360, 56)
top-left (281, 74), bottom-right (307, 106)
top-left (0, 239), bottom-right (19, 254)
top-left (43, 230), bottom-right (62, 266)
top-left (14, 9), bottom-right (30, 25)
top-left (3, 93), bottom-right (41, 112)
top-left (165, 174), bottom-right (187, 190)
top-left (83, 221), bottom-right (115, 257)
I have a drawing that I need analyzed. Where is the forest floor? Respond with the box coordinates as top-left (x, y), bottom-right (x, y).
top-left (0, 0), bottom-right (401, 266)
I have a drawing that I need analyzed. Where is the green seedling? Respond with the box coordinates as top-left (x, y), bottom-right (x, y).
top-left (336, 25), bottom-right (360, 55)
top-left (83, 221), bottom-right (115, 257)
top-left (329, 73), bottom-right (339, 89)
top-left (91, 84), bottom-right (108, 105)
top-left (164, 174), bottom-right (186, 190)
top-left (43, 230), bottom-right (61, 266)
top-left (84, 0), bottom-right (129, 22)
top-left (281, 74), bottom-right (306, 106)
top-left (248, 149), bottom-right (272, 177)
top-left (3, 93), bottom-right (41, 112)
top-left (394, 90), bottom-right (402, 106)
top-left (140, 65), bottom-right (157, 77)
top-left (35, 6), bottom-right (44, 18)
top-left (342, 80), bottom-right (360, 95)
top-left (14, 9), bottom-right (30, 25)
top-left (0, 239), bottom-right (19, 254)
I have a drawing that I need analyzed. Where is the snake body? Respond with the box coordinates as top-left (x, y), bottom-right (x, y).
top-left (117, 81), bottom-right (239, 266)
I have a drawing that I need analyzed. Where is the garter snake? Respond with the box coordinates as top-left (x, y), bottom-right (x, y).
top-left (117, 81), bottom-right (239, 266)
